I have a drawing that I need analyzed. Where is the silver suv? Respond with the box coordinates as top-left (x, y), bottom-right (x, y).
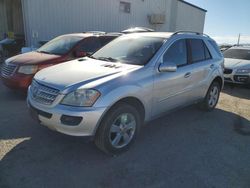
top-left (27, 32), bottom-right (224, 154)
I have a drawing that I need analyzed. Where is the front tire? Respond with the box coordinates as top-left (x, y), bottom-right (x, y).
top-left (200, 81), bottom-right (221, 111)
top-left (94, 103), bottom-right (141, 155)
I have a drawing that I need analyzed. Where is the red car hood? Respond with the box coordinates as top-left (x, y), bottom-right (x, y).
top-left (7, 51), bottom-right (63, 65)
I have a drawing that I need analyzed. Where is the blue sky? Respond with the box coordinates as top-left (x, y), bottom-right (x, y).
top-left (187, 0), bottom-right (250, 44)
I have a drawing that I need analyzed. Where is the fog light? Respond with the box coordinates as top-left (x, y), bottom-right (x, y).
top-left (60, 115), bottom-right (83, 126)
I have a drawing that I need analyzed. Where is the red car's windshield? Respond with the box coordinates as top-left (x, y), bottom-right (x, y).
top-left (37, 36), bottom-right (82, 55)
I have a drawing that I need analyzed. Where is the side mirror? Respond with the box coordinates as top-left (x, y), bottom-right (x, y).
top-left (159, 62), bottom-right (177, 72)
top-left (74, 50), bottom-right (87, 57)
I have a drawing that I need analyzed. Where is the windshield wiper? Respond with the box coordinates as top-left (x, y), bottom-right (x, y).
top-left (97, 57), bottom-right (118, 62)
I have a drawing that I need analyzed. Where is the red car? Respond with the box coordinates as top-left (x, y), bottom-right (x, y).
top-left (1, 32), bottom-right (120, 91)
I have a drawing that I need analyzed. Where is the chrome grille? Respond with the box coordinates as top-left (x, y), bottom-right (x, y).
top-left (1, 62), bottom-right (17, 77)
top-left (30, 80), bottom-right (59, 105)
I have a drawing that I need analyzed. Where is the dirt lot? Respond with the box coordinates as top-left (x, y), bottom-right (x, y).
top-left (0, 82), bottom-right (250, 188)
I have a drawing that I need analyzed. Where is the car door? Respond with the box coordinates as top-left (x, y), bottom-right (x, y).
top-left (187, 39), bottom-right (214, 99)
top-left (152, 39), bottom-right (194, 117)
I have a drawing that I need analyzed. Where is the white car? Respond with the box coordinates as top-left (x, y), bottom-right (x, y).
top-left (223, 46), bottom-right (250, 86)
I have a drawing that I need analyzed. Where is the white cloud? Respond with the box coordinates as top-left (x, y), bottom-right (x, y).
top-left (211, 35), bottom-right (250, 45)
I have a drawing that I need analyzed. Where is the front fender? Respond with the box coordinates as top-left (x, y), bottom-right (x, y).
top-left (94, 84), bottom-right (152, 120)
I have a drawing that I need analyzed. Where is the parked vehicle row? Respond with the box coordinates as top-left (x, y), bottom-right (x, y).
top-left (0, 27), bottom-right (156, 91)
top-left (24, 31), bottom-right (224, 154)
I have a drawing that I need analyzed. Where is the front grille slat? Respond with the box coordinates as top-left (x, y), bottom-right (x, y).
top-left (30, 80), bottom-right (59, 105)
top-left (1, 62), bottom-right (17, 77)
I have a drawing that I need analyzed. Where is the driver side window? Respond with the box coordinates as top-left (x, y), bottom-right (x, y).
top-left (163, 39), bottom-right (187, 67)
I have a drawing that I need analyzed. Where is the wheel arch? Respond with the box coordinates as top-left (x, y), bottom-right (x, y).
top-left (93, 96), bottom-right (146, 135)
top-left (212, 76), bottom-right (223, 89)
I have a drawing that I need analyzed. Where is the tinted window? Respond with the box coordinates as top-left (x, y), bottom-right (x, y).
top-left (163, 39), bottom-right (187, 66)
top-left (99, 36), bottom-right (117, 46)
top-left (208, 40), bottom-right (222, 57)
top-left (223, 49), bottom-right (250, 60)
top-left (204, 43), bottom-right (212, 60)
top-left (79, 37), bottom-right (101, 53)
top-left (189, 39), bottom-right (206, 62)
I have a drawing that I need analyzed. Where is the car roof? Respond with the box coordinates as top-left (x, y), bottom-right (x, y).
top-left (59, 32), bottom-right (122, 38)
top-left (101, 33), bottom-right (123, 37)
top-left (121, 32), bottom-right (174, 39)
top-left (118, 31), bottom-right (212, 40)
top-left (58, 31), bottom-right (211, 40)
top-left (121, 27), bottom-right (155, 33)
top-left (59, 33), bottom-right (96, 38)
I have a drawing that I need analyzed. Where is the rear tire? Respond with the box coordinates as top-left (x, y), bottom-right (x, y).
top-left (200, 81), bottom-right (221, 111)
top-left (94, 103), bottom-right (141, 155)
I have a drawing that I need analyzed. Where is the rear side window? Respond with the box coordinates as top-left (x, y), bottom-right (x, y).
top-left (189, 39), bottom-right (212, 63)
top-left (208, 40), bottom-right (222, 57)
top-left (204, 44), bottom-right (212, 60)
top-left (163, 39), bottom-right (187, 66)
top-left (79, 37), bottom-right (101, 53)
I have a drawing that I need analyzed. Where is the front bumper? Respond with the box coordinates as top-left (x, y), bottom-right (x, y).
top-left (224, 69), bottom-right (250, 85)
top-left (1, 73), bottom-right (33, 91)
top-left (27, 88), bottom-right (107, 137)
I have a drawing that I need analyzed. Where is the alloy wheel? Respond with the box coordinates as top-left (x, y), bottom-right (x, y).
top-left (109, 113), bottom-right (136, 149)
top-left (208, 86), bottom-right (219, 108)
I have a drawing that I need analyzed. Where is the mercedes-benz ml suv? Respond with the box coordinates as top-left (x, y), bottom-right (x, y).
top-left (27, 32), bottom-right (224, 154)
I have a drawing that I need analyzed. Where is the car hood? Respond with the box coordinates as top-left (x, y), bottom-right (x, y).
top-left (224, 58), bottom-right (250, 69)
top-left (6, 51), bottom-right (62, 65)
top-left (34, 57), bottom-right (142, 90)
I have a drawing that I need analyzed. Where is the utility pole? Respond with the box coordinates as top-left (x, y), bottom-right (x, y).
top-left (237, 33), bottom-right (241, 46)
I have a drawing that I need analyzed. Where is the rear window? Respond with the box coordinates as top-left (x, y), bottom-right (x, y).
top-left (208, 40), bottom-right (222, 57)
top-left (223, 49), bottom-right (250, 60)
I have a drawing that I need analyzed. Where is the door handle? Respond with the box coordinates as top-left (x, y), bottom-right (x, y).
top-left (184, 72), bottom-right (191, 78)
top-left (210, 64), bottom-right (215, 69)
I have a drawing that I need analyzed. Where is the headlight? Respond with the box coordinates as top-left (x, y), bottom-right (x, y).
top-left (236, 68), bottom-right (250, 74)
top-left (18, 65), bottom-right (38, 74)
top-left (61, 89), bottom-right (101, 107)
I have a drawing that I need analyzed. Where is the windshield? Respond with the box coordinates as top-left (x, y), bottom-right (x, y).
top-left (91, 36), bottom-right (165, 65)
top-left (223, 49), bottom-right (250, 60)
top-left (37, 36), bottom-right (83, 55)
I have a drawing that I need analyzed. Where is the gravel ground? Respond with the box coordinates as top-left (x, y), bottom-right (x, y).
top-left (0, 82), bottom-right (250, 188)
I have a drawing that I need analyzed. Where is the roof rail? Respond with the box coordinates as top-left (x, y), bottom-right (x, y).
top-left (172, 31), bottom-right (210, 38)
top-left (105, 32), bottom-right (123, 36)
top-left (84, 31), bottom-right (106, 35)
